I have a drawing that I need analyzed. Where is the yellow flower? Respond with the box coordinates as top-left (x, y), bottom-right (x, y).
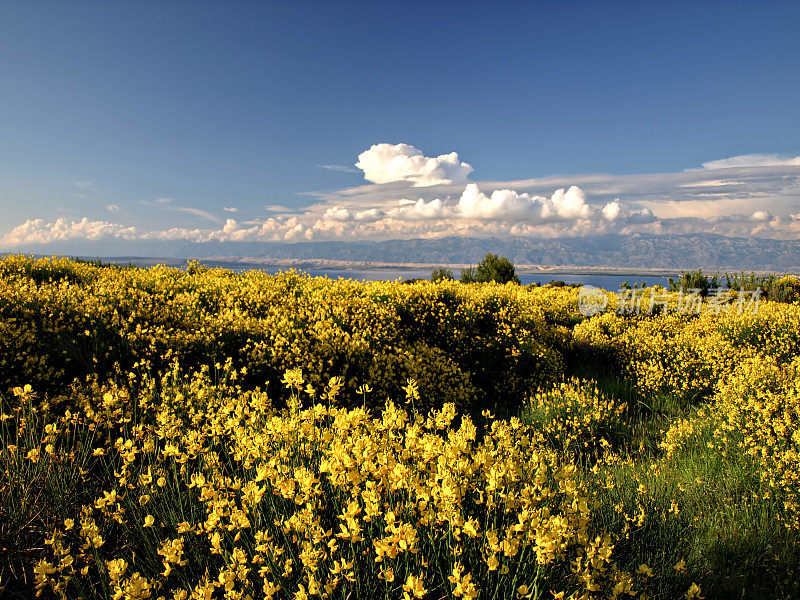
top-left (685, 583), bottom-right (704, 599)
top-left (106, 558), bottom-right (128, 583)
top-left (486, 554), bottom-right (499, 571)
top-left (144, 514), bottom-right (155, 527)
top-left (403, 574), bottom-right (427, 599)
top-left (637, 563), bottom-right (654, 577)
top-left (462, 518), bottom-right (479, 538)
top-left (177, 521), bottom-right (193, 534)
top-left (281, 368), bottom-right (305, 391)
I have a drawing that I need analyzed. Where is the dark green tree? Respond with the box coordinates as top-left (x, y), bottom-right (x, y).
top-left (430, 267), bottom-right (454, 282)
top-left (667, 269), bottom-right (720, 297)
top-left (460, 266), bottom-right (477, 283)
top-left (475, 253), bottom-right (520, 284)
top-left (460, 253), bottom-right (520, 284)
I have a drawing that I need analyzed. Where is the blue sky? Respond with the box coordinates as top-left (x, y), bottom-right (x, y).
top-left (1, 1), bottom-right (799, 249)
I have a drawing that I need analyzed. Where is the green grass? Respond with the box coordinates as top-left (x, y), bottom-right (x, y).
top-left (519, 361), bottom-right (800, 599)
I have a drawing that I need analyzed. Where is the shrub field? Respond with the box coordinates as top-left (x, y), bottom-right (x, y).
top-left (1, 256), bottom-right (799, 599)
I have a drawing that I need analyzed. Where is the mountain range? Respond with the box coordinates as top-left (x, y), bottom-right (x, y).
top-left (7, 233), bottom-right (800, 272)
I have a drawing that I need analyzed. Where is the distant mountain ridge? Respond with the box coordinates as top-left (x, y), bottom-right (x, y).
top-left (5, 233), bottom-right (800, 271)
top-left (231, 234), bottom-right (799, 271)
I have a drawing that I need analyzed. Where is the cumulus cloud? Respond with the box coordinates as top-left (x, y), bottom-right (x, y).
top-left (601, 200), bottom-right (621, 221)
top-left (5, 145), bottom-right (800, 250)
top-left (549, 187), bottom-right (592, 219)
top-left (625, 208), bottom-right (657, 224)
top-left (458, 184), bottom-right (542, 220)
top-left (318, 145), bottom-right (800, 216)
top-left (1, 215), bottom-right (320, 247)
top-left (352, 208), bottom-right (384, 222)
top-left (390, 198), bottom-right (448, 220)
top-left (322, 205), bottom-right (353, 221)
top-left (702, 153), bottom-right (800, 170)
top-left (2, 218), bottom-right (137, 246)
top-left (457, 183), bottom-right (591, 221)
top-left (355, 143), bottom-right (473, 186)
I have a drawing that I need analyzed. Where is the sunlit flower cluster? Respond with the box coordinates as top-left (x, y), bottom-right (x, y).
top-left (8, 365), bottom-right (652, 599)
top-left (5, 255), bottom-right (799, 598)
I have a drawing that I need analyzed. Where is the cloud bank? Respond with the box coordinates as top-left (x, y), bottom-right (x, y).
top-left (355, 143), bottom-right (473, 186)
top-left (2, 148), bottom-right (800, 250)
top-left (701, 153), bottom-right (800, 170)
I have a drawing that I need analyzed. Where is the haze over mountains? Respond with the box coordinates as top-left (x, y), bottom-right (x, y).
top-left (9, 233), bottom-right (799, 272)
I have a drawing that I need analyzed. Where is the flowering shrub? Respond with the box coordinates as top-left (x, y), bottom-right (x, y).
top-left (4, 256), bottom-right (800, 598)
top-left (0, 256), bottom-right (567, 413)
top-left (6, 367), bottom-right (648, 600)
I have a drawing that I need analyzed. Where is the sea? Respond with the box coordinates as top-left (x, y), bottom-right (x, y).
top-left (107, 257), bottom-right (673, 291)
top-left (253, 268), bottom-right (669, 290)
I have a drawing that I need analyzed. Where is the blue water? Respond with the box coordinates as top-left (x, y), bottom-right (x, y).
top-left (214, 264), bottom-right (671, 291)
top-left (111, 257), bottom-right (672, 291)
top-left (284, 268), bottom-right (668, 290)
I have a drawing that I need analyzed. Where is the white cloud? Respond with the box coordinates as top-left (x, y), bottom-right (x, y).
top-left (318, 164), bottom-right (358, 173)
top-left (678, 179), bottom-right (745, 188)
top-left (146, 200), bottom-right (221, 223)
top-left (321, 205), bottom-right (388, 223)
top-left (702, 153), bottom-right (800, 170)
top-left (2, 218), bottom-right (137, 246)
top-left (549, 187), bottom-right (592, 219)
top-left (625, 208), bottom-right (657, 224)
top-left (457, 183), bottom-right (591, 221)
top-left (322, 205), bottom-right (352, 221)
top-left (355, 143), bottom-right (473, 187)
top-left (171, 206), bottom-right (220, 222)
top-left (1, 215), bottom-right (320, 247)
top-left (353, 208), bottom-right (384, 222)
top-left (458, 184), bottom-right (542, 220)
top-left (390, 198), bottom-right (448, 220)
top-left (602, 200), bottom-right (621, 221)
top-left (223, 206), bottom-right (238, 213)
top-left (75, 181), bottom-right (94, 189)
top-left (5, 147), bottom-right (800, 249)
